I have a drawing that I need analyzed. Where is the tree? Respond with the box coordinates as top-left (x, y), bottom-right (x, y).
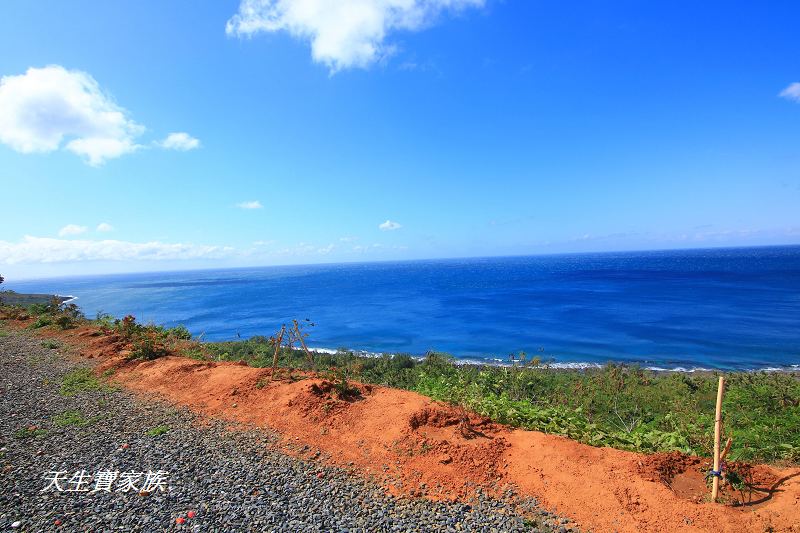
top-left (0, 274), bottom-right (4, 285)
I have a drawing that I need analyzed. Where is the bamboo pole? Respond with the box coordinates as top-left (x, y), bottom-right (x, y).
top-left (711, 376), bottom-right (726, 502)
top-left (271, 325), bottom-right (286, 379)
top-left (293, 319), bottom-right (315, 369)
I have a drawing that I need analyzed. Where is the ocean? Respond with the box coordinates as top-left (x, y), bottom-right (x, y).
top-left (6, 246), bottom-right (800, 371)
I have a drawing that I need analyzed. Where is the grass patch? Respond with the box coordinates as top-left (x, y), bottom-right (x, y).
top-left (0, 330), bottom-right (8, 337)
top-left (42, 340), bottom-right (60, 349)
top-left (14, 426), bottom-right (48, 439)
top-left (146, 425), bottom-right (170, 437)
top-left (53, 409), bottom-right (100, 427)
top-left (59, 368), bottom-right (113, 396)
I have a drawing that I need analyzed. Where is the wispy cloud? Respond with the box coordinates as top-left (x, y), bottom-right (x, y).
top-left (158, 132), bottom-right (201, 151)
top-left (379, 220), bottom-right (402, 231)
top-left (779, 82), bottom-right (800, 102)
top-left (351, 243), bottom-right (407, 253)
top-left (96, 222), bottom-right (114, 232)
top-left (58, 224), bottom-right (88, 237)
top-left (0, 236), bottom-right (233, 264)
top-left (226, 0), bottom-right (485, 72)
top-left (268, 242), bottom-right (343, 257)
top-left (237, 200), bottom-right (264, 209)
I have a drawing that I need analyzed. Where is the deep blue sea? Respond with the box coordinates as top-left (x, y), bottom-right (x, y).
top-left (6, 246), bottom-right (800, 371)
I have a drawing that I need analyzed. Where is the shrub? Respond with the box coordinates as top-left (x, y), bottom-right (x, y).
top-left (60, 303), bottom-right (84, 320)
top-left (115, 315), bottom-right (143, 340)
top-left (28, 316), bottom-right (52, 329)
top-left (24, 299), bottom-right (83, 330)
top-left (28, 303), bottom-right (52, 315)
top-left (166, 325), bottom-right (192, 340)
top-left (54, 315), bottom-right (75, 330)
top-left (1, 305), bottom-right (29, 320)
top-left (130, 331), bottom-right (170, 360)
top-left (94, 311), bottom-right (115, 329)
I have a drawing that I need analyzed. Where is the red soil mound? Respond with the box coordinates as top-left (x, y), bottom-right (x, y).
top-left (9, 321), bottom-right (800, 533)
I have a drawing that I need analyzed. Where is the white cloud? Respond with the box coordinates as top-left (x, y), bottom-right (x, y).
top-left (96, 222), bottom-right (114, 232)
top-left (159, 132), bottom-right (200, 151)
top-left (0, 236), bottom-right (233, 265)
top-left (237, 200), bottom-right (264, 209)
top-left (379, 219), bottom-right (402, 231)
top-left (779, 82), bottom-right (800, 102)
top-left (274, 242), bottom-right (315, 256)
top-left (0, 65), bottom-right (144, 166)
top-left (317, 243), bottom-right (335, 254)
top-left (58, 224), bottom-right (88, 237)
top-left (226, 0), bottom-right (485, 72)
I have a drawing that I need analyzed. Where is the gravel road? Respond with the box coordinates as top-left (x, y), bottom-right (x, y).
top-left (0, 328), bottom-right (575, 532)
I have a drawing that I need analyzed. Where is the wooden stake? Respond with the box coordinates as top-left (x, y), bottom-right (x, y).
top-left (293, 319), bottom-right (314, 369)
top-left (711, 376), bottom-right (725, 502)
top-left (720, 437), bottom-right (733, 462)
top-left (271, 325), bottom-right (286, 379)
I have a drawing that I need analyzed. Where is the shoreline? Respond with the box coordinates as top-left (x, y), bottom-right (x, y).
top-left (306, 345), bottom-right (800, 374)
top-left (3, 290), bottom-right (798, 373)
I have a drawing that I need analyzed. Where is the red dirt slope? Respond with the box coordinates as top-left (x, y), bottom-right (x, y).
top-left (25, 325), bottom-right (800, 532)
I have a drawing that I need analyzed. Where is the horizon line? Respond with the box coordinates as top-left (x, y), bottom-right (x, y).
top-left (4, 242), bottom-right (800, 283)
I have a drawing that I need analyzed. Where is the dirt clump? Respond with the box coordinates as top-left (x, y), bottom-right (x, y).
top-left (408, 406), bottom-right (497, 439)
top-left (640, 451), bottom-right (703, 486)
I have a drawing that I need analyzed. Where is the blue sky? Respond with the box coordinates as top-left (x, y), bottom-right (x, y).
top-left (1, 0), bottom-right (799, 279)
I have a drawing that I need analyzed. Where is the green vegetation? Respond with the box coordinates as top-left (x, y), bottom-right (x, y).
top-left (110, 314), bottom-right (194, 361)
top-left (14, 297), bottom-right (85, 330)
top-left (60, 368), bottom-right (114, 396)
top-left (14, 426), bottom-right (48, 439)
top-left (146, 425), bottom-right (170, 437)
top-left (206, 342), bottom-right (800, 464)
top-left (28, 315), bottom-right (53, 329)
top-left (130, 330), bottom-right (170, 360)
top-left (53, 409), bottom-right (100, 427)
top-left (2, 299), bottom-right (798, 464)
top-left (42, 340), bottom-right (60, 349)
